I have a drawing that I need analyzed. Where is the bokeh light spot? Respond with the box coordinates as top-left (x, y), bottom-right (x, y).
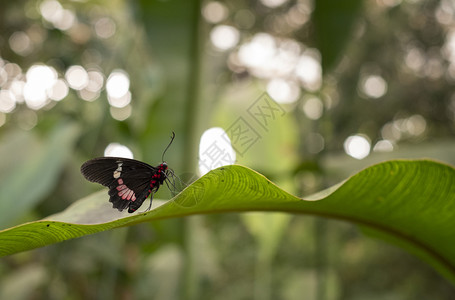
top-left (406, 114), bottom-right (426, 136)
top-left (104, 143), bottom-right (134, 158)
top-left (210, 25), bottom-right (240, 51)
top-left (306, 132), bottom-right (325, 154)
top-left (405, 47), bottom-right (425, 73)
top-left (9, 80), bottom-right (25, 103)
top-left (199, 127), bottom-right (236, 176)
top-left (86, 70), bottom-right (104, 93)
top-left (302, 96), bottom-right (323, 120)
top-left (238, 33), bottom-right (276, 69)
top-left (94, 17), bottom-right (116, 39)
top-left (0, 67), bottom-right (7, 87)
top-left (4, 63), bottom-right (22, 79)
top-left (26, 64), bottom-right (57, 90)
top-left (24, 64), bottom-right (57, 109)
top-left (0, 90), bottom-right (16, 113)
top-left (295, 53), bottom-right (322, 91)
top-left (48, 79), bottom-right (68, 101)
top-left (108, 91), bottom-right (131, 108)
top-left (373, 140), bottom-right (394, 152)
top-left (360, 75), bottom-right (387, 99)
top-left (40, 0), bottom-right (76, 31)
top-left (267, 78), bottom-right (300, 104)
top-left (110, 105), bottom-right (132, 121)
top-left (54, 9), bottom-right (76, 31)
top-left (16, 109), bottom-right (38, 130)
top-left (202, 2), bottom-right (228, 24)
top-left (65, 65), bottom-right (89, 90)
top-left (260, 0), bottom-right (289, 8)
top-left (106, 70), bottom-right (130, 98)
top-left (79, 89), bottom-right (100, 102)
top-left (9, 32), bottom-right (33, 56)
top-left (344, 135), bottom-right (371, 160)
top-left (234, 9), bottom-right (255, 29)
top-left (40, 0), bottom-right (63, 23)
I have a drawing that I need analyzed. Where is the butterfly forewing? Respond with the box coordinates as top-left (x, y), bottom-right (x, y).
top-left (81, 157), bottom-right (157, 212)
top-left (80, 132), bottom-right (176, 213)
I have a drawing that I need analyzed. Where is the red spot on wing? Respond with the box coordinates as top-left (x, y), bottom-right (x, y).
top-left (116, 183), bottom-right (136, 201)
top-left (122, 190), bottom-right (131, 200)
top-left (117, 184), bottom-right (127, 191)
top-left (118, 188), bottom-right (128, 196)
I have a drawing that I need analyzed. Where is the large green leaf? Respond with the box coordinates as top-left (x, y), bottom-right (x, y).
top-left (0, 160), bottom-right (454, 284)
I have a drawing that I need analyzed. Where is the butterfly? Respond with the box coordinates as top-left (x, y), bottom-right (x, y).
top-left (80, 132), bottom-right (176, 213)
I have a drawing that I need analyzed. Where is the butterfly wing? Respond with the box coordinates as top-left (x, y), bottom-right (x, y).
top-left (81, 157), bottom-right (156, 211)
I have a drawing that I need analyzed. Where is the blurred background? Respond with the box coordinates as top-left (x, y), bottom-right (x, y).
top-left (1, 0), bottom-right (455, 299)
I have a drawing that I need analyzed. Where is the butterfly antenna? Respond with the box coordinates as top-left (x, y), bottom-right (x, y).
top-left (162, 131), bottom-right (176, 162)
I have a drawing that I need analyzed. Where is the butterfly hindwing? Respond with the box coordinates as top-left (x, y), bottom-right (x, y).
top-left (81, 157), bottom-right (156, 212)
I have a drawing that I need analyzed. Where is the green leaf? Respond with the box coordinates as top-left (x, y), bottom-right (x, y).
top-left (0, 160), bottom-right (454, 284)
top-left (0, 123), bottom-right (80, 229)
top-left (313, 0), bottom-right (363, 71)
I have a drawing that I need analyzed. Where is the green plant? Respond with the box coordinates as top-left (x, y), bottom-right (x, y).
top-left (1, 160), bottom-right (454, 286)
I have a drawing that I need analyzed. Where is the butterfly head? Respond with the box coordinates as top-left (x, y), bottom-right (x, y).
top-left (157, 162), bottom-right (169, 182)
top-left (159, 162), bottom-right (168, 171)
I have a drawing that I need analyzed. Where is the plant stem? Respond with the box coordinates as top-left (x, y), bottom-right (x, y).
top-left (315, 218), bottom-right (328, 300)
top-left (181, 0), bottom-right (203, 175)
top-left (255, 256), bottom-right (272, 300)
top-left (182, 1), bottom-right (204, 300)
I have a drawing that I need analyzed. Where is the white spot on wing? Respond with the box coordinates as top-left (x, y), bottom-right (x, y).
top-left (113, 162), bottom-right (123, 178)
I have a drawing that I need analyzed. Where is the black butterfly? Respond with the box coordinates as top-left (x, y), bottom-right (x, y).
top-left (81, 132), bottom-right (176, 213)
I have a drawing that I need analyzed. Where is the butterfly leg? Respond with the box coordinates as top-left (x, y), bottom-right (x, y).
top-left (145, 192), bottom-right (155, 211)
top-left (164, 178), bottom-right (176, 196)
top-left (164, 169), bottom-right (188, 196)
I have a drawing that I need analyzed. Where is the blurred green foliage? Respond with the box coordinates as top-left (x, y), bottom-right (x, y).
top-left (0, 0), bottom-right (454, 299)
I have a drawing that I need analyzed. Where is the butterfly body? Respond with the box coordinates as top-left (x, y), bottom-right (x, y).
top-left (81, 157), bottom-right (170, 213)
